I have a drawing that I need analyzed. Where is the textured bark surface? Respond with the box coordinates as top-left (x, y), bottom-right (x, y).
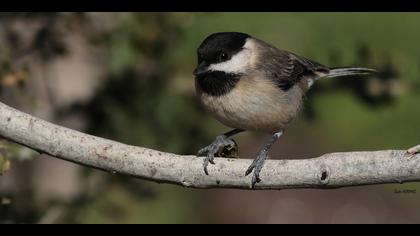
top-left (0, 101), bottom-right (419, 190)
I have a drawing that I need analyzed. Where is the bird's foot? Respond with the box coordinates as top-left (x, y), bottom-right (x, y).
top-left (197, 135), bottom-right (237, 175)
top-left (245, 150), bottom-right (269, 189)
top-left (217, 139), bottom-right (239, 159)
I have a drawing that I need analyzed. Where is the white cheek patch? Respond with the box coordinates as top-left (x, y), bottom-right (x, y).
top-left (208, 39), bottom-right (254, 74)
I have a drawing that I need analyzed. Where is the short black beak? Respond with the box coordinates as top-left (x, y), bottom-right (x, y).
top-left (193, 62), bottom-right (208, 76)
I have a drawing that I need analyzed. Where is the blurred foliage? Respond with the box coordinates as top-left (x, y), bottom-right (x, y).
top-left (62, 13), bottom-right (212, 154)
top-left (0, 141), bottom-right (11, 175)
top-left (62, 177), bottom-right (202, 224)
top-left (0, 12), bottom-right (208, 224)
top-left (0, 139), bottom-right (38, 175)
top-left (1, 12), bottom-right (420, 223)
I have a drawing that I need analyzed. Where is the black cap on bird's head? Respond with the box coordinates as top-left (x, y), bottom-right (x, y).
top-left (194, 32), bottom-right (250, 76)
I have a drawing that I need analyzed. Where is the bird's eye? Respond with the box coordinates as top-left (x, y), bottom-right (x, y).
top-left (220, 52), bottom-right (228, 61)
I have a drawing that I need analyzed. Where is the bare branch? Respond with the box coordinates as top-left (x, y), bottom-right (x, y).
top-left (0, 101), bottom-right (419, 190)
top-left (408, 144), bottom-right (420, 155)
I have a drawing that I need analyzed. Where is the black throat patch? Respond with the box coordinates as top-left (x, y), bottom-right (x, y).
top-left (196, 71), bottom-right (240, 97)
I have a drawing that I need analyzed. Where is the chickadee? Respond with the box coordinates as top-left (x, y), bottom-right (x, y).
top-left (193, 32), bottom-right (376, 188)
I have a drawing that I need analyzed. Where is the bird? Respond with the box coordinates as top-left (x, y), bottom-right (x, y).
top-left (193, 32), bottom-right (377, 188)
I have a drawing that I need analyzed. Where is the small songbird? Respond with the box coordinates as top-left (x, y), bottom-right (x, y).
top-left (193, 32), bottom-right (376, 188)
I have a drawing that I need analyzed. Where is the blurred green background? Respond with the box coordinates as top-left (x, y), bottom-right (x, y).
top-left (1, 12), bottom-right (420, 223)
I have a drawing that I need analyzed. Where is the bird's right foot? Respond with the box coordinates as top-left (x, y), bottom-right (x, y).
top-left (197, 135), bottom-right (237, 175)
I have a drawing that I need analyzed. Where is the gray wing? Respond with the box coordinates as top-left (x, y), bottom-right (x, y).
top-left (260, 48), bottom-right (329, 91)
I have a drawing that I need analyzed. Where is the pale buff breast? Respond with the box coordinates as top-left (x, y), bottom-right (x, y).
top-left (198, 77), bottom-right (304, 133)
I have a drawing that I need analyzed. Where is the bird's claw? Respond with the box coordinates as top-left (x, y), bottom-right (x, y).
top-left (197, 147), bottom-right (209, 157)
top-left (245, 151), bottom-right (268, 188)
top-left (197, 135), bottom-right (236, 175)
top-left (246, 165), bottom-right (261, 188)
top-left (245, 164), bottom-right (262, 189)
top-left (203, 155), bottom-right (214, 175)
top-left (245, 162), bottom-right (255, 176)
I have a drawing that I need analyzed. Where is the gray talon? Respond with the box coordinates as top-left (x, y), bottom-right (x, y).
top-left (245, 131), bottom-right (283, 188)
top-left (251, 174), bottom-right (261, 189)
top-left (245, 161), bottom-right (255, 176)
top-left (245, 151), bottom-right (267, 188)
top-left (198, 134), bottom-right (236, 175)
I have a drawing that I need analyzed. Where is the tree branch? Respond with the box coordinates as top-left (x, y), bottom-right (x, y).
top-left (408, 144), bottom-right (420, 155)
top-left (0, 101), bottom-right (419, 190)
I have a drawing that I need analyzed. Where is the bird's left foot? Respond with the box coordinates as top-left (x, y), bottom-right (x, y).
top-left (197, 135), bottom-right (238, 175)
top-left (245, 150), bottom-right (269, 188)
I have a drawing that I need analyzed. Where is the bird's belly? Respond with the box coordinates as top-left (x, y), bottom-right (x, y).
top-left (199, 84), bottom-right (303, 133)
